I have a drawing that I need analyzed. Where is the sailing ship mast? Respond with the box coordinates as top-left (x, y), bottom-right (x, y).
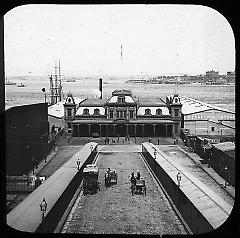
top-left (49, 60), bottom-right (64, 105)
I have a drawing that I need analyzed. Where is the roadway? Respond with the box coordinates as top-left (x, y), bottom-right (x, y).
top-left (60, 145), bottom-right (188, 235)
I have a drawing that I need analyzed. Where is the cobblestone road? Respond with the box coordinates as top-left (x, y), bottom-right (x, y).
top-left (61, 145), bottom-right (187, 235)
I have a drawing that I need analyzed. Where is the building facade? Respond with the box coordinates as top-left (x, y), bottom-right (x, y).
top-left (64, 89), bottom-right (182, 138)
top-left (180, 96), bottom-right (235, 139)
top-left (5, 103), bottom-right (49, 175)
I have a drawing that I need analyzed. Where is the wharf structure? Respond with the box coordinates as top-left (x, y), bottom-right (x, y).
top-left (63, 89), bottom-right (182, 138)
top-left (179, 96), bottom-right (235, 141)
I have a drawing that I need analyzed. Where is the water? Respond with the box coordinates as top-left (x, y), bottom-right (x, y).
top-left (5, 76), bottom-right (235, 112)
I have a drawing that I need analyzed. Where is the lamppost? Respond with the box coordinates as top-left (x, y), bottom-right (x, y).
top-left (224, 166), bottom-right (228, 188)
top-left (177, 172), bottom-right (182, 187)
top-left (31, 157), bottom-right (35, 174)
top-left (42, 88), bottom-right (46, 103)
top-left (76, 159), bottom-right (81, 170)
top-left (40, 198), bottom-right (47, 220)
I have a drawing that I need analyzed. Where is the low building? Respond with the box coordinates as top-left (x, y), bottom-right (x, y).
top-left (180, 96), bottom-right (235, 139)
top-left (48, 97), bottom-right (84, 139)
top-left (63, 89), bottom-right (182, 138)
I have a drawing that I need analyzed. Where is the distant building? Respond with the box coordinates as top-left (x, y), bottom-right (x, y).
top-left (63, 90), bottom-right (182, 138)
top-left (227, 71), bottom-right (235, 77)
top-left (206, 70), bottom-right (219, 79)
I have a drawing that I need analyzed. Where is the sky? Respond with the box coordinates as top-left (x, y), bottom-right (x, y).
top-left (4, 4), bottom-right (235, 76)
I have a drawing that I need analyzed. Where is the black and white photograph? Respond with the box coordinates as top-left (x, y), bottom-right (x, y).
top-left (4, 4), bottom-right (235, 235)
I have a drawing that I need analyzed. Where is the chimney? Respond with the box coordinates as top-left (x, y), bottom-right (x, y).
top-left (99, 78), bottom-right (102, 99)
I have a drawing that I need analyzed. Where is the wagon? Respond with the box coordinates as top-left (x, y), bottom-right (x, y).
top-left (105, 170), bottom-right (117, 187)
top-left (131, 178), bottom-right (146, 196)
top-left (82, 164), bottom-right (100, 195)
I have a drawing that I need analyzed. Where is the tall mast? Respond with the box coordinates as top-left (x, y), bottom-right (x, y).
top-left (121, 44), bottom-right (123, 61)
top-left (49, 59), bottom-right (64, 105)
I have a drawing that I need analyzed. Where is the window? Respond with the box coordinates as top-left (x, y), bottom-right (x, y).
top-left (83, 108), bottom-right (89, 115)
top-left (129, 111), bottom-right (134, 118)
top-left (109, 111), bottom-right (113, 118)
top-left (67, 109), bottom-right (72, 117)
top-left (174, 109), bottom-right (179, 117)
top-left (156, 109), bottom-right (162, 115)
top-left (94, 108), bottom-right (100, 115)
top-left (67, 123), bottom-right (71, 129)
top-left (211, 127), bottom-right (214, 132)
top-left (117, 96), bottom-right (125, 103)
top-left (116, 110), bottom-right (126, 118)
top-left (116, 111), bottom-right (120, 118)
top-left (145, 109), bottom-right (151, 115)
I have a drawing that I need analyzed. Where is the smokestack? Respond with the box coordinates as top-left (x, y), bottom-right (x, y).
top-left (99, 78), bottom-right (103, 99)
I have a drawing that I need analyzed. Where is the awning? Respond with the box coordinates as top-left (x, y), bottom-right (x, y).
top-left (72, 119), bottom-right (175, 125)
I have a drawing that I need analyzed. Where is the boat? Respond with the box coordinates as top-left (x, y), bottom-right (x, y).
top-left (5, 78), bottom-right (16, 85)
top-left (65, 79), bottom-right (77, 82)
top-left (17, 83), bottom-right (26, 87)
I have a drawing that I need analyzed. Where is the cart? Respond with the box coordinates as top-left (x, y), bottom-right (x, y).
top-left (131, 178), bottom-right (146, 196)
top-left (82, 164), bottom-right (100, 195)
top-left (105, 170), bottom-right (117, 187)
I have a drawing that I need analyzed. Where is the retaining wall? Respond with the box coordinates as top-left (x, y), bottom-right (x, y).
top-left (141, 143), bottom-right (213, 234)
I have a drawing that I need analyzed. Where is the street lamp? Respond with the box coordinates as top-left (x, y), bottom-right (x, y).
top-left (42, 88), bottom-right (46, 103)
top-left (176, 172), bottom-right (182, 187)
top-left (40, 198), bottom-right (47, 220)
top-left (224, 166), bottom-right (228, 188)
top-left (76, 159), bottom-right (81, 170)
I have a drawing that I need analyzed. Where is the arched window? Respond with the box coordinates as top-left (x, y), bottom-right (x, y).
top-left (94, 108), bottom-right (100, 115)
top-left (145, 109), bottom-right (151, 115)
top-left (83, 108), bottom-right (89, 115)
top-left (156, 109), bottom-right (162, 115)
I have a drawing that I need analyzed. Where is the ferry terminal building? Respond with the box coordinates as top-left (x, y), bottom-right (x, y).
top-left (63, 89), bottom-right (182, 138)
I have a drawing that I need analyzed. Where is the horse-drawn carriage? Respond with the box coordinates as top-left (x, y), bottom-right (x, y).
top-left (83, 164), bottom-right (100, 195)
top-left (105, 169), bottom-right (117, 187)
top-left (130, 173), bottom-right (146, 196)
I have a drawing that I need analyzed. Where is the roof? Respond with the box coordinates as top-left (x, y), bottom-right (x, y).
top-left (112, 89), bottom-right (132, 96)
top-left (108, 95), bottom-right (135, 103)
top-left (48, 97), bottom-right (84, 118)
top-left (180, 96), bottom-right (235, 115)
top-left (80, 98), bottom-right (105, 106)
top-left (139, 97), bottom-right (166, 105)
top-left (212, 142), bottom-right (235, 159)
top-left (212, 141), bottom-right (235, 152)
